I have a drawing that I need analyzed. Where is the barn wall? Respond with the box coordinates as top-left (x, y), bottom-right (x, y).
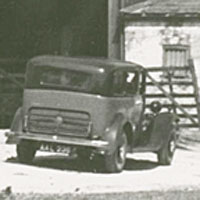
top-left (124, 23), bottom-right (200, 84)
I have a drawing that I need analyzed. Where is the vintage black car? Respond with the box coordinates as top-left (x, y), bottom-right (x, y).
top-left (6, 56), bottom-right (178, 173)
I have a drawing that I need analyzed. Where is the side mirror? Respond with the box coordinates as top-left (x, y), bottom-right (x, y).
top-left (150, 101), bottom-right (162, 114)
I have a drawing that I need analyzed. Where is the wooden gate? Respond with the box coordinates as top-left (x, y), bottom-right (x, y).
top-left (146, 59), bottom-right (200, 129)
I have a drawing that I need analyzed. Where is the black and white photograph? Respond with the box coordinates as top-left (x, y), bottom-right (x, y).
top-left (1, 0), bottom-right (200, 199)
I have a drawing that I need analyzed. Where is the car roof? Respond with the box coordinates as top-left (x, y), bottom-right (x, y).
top-left (28, 55), bottom-right (144, 74)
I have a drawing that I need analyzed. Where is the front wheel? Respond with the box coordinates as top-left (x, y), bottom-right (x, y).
top-left (157, 133), bottom-right (176, 165)
top-left (17, 140), bottom-right (37, 164)
top-left (105, 132), bottom-right (127, 173)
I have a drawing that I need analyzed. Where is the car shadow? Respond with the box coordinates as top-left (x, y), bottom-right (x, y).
top-left (6, 155), bottom-right (105, 173)
top-left (6, 154), bottom-right (158, 173)
top-left (125, 158), bottom-right (158, 171)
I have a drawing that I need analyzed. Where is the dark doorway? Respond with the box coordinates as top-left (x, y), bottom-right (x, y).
top-left (58, 0), bottom-right (108, 57)
top-left (0, 0), bottom-right (108, 59)
top-left (0, 0), bottom-right (108, 58)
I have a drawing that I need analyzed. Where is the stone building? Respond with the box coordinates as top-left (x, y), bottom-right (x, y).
top-left (121, 0), bottom-right (200, 82)
top-left (120, 0), bottom-right (200, 127)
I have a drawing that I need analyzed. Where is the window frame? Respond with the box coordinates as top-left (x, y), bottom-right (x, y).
top-left (108, 68), bottom-right (140, 97)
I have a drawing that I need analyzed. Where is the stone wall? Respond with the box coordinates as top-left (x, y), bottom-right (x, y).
top-left (124, 24), bottom-right (200, 85)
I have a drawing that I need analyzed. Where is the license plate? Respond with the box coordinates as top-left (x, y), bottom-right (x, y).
top-left (40, 144), bottom-right (71, 154)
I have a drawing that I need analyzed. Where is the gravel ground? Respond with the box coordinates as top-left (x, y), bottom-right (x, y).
top-left (1, 129), bottom-right (200, 195)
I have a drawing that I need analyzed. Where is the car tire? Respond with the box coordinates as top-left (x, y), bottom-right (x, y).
top-left (105, 131), bottom-right (127, 173)
top-left (157, 133), bottom-right (176, 165)
top-left (16, 140), bottom-right (37, 164)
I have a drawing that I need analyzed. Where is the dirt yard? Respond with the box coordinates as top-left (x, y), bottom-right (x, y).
top-left (1, 129), bottom-right (200, 196)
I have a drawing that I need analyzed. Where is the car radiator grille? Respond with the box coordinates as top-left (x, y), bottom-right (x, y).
top-left (27, 108), bottom-right (91, 138)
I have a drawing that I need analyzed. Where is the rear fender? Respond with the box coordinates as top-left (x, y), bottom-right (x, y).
top-left (6, 107), bottom-right (23, 144)
top-left (103, 114), bottom-right (125, 155)
top-left (149, 112), bottom-right (176, 150)
top-left (10, 107), bottom-right (23, 132)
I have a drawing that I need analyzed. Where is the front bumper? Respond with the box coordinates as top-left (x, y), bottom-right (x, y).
top-left (5, 131), bottom-right (109, 150)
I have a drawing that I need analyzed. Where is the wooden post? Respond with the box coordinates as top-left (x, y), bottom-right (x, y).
top-left (108, 0), bottom-right (121, 59)
top-left (108, 0), bottom-right (141, 59)
top-left (120, 0), bottom-right (126, 60)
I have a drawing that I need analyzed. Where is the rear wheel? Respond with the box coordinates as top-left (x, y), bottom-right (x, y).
top-left (105, 132), bottom-right (127, 173)
top-left (157, 133), bottom-right (176, 165)
top-left (17, 140), bottom-right (37, 164)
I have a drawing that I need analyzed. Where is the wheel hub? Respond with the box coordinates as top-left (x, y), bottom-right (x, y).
top-left (118, 146), bottom-right (125, 162)
top-left (169, 140), bottom-right (176, 153)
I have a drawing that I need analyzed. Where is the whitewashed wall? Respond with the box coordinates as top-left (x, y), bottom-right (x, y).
top-left (124, 25), bottom-right (200, 85)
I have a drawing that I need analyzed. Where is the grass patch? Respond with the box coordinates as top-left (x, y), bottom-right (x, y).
top-left (1, 189), bottom-right (200, 200)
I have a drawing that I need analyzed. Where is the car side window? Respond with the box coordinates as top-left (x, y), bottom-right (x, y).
top-left (125, 71), bottom-right (139, 96)
top-left (111, 70), bottom-right (139, 97)
top-left (111, 70), bottom-right (125, 96)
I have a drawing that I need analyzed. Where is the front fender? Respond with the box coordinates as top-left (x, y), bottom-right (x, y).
top-left (6, 107), bottom-right (23, 144)
top-left (149, 112), bottom-right (177, 150)
top-left (102, 114), bottom-right (125, 155)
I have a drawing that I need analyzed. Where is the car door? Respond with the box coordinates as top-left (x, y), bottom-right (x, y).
top-left (124, 69), bottom-right (144, 126)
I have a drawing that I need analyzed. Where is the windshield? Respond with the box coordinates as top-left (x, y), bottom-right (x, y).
top-left (25, 65), bottom-right (106, 95)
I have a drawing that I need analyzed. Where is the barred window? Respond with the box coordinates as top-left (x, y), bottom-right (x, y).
top-left (163, 44), bottom-right (190, 78)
